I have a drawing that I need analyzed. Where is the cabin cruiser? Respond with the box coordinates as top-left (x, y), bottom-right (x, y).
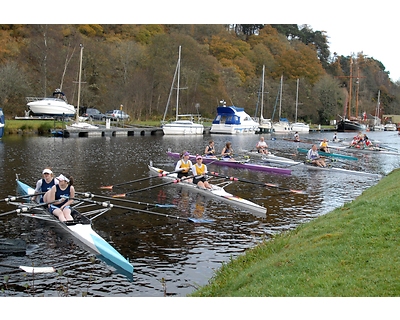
top-left (26, 89), bottom-right (76, 118)
top-left (210, 100), bottom-right (259, 134)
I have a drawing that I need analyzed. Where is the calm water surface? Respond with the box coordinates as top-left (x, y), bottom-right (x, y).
top-left (0, 130), bottom-right (399, 297)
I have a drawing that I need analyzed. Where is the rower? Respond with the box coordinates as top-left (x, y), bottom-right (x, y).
top-left (306, 145), bottom-right (326, 167)
top-left (191, 155), bottom-right (212, 190)
top-left (294, 132), bottom-right (300, 142)
top-left (319, 138), bottom-right (330, 153)
top-left (175, 151), bottom-right (193, 181)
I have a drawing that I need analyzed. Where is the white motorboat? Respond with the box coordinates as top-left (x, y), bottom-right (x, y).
top-left (26, 87), bottom-right (76, 118)
top-left (161, 46), bottom-right (204, 135)
top-left (210, 100), bottom-right (259, 134)
top-left (384, 123), bottom-right (397, 131)
top-left (291, 122), bottom-right (310, 132)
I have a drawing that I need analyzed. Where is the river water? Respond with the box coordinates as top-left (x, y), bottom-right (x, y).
top-left (0, 130), bottom-right (399, 297)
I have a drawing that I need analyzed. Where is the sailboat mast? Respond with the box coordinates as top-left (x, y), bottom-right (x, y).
top-left (76, 44), bottom-right (83, 122)
top-left (279, 75), bottom-right (283, 119)
top-left (175, 45), bottom-right (181, 121)
top-left (348, 57), bottom-right (353, 119)
top-left (295, 78), bottom-right (299, 123)
top-left (260, 65), bottom-right (265, 120)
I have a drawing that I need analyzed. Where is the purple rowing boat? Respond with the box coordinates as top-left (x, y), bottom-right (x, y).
top-left (166, 151), bottom-right (291, 175)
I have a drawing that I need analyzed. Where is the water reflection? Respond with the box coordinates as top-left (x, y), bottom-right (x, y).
top-left (0, 131), bottom-right (398, 296)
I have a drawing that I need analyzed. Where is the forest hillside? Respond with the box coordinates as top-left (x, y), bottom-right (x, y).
top-left (0, 24), bottom-right (398, 124)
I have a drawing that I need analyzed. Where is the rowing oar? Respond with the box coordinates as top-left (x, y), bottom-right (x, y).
top-left (209, 172), bottom-right (306, 194)
top-left (0, 192), bottom-right (46, 203)
top-left (76, 192), bottom-right (176, 208)
top-left (100, 169), bottom-right (184, 190)
top-left (73, 197), bottom-right (215, 223)
top-left (112, 175), bottom-right (195, 198)
top-left (0, 263), bottom-right (59, 274)
top-left (0, 201), bottom-right (56, 217)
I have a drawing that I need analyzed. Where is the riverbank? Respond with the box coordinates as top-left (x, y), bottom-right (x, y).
top-left (3, 119), bottom-right (336, 135)
top-left (190, 168), bottom-right (400, 297)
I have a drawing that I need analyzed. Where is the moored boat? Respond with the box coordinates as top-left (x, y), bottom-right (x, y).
top-left (336, 118), bottom-right (365, 132)
top-left (210, 100), bottom-right (259, 134)
top-left (161, 46), bottom-right (204, 135)
top-left (166, 151), bottom-right (291, 175)
top-left (26, 88), bottom-right (76, 118)
top-left (148, 165), bottom-right (267, 217)
top-left (12, 178), bottom-right (134, 276)
top-left (0, 108), bottom-right (4, 138)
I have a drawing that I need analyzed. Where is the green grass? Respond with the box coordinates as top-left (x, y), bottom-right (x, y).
top-left (190, 169), bottom-right (400, 297)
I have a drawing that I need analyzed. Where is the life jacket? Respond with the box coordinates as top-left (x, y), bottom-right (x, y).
top-left (179, 160), bottom-right (191, 173)
top-left (55, 184), bottom-right (71, 207)
top-left (194, 164), bottom-right (206, 175)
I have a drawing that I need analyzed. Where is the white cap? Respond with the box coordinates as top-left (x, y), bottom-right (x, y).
top-left (42, 169), bottom-right (52, 174)
top-left (56, 174), bottom-right (69, 183)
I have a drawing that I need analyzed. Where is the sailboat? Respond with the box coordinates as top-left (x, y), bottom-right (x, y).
top-left (66, 44), bottom-right (98, 130)
top-left (291, 79), bottom-right (309, 133)
top-left (372, 90), bottom-right (384, 131)
top-left (272, 75), bottom-right (292, 133)
top-left (161, 46), bottom-right (204, 135)
top-left (257, 65), bottom-right (272, 133)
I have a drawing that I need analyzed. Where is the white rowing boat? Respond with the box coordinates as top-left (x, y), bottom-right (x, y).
top-left (246, 151), bottom-right (302, 166)
top-left (10, 178), bottom-right (134, 276)
top-left (148, 164), bottom-right (267, 218)
top-left (302, 162), bottom-right (382, 178)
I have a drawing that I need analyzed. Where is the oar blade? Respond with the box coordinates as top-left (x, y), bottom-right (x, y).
top-left (188, 218), bottom-right (216, 223)
top-left (290, 189), bottom-right (307, 194)
top-left (19, 266), bottom-right (57, 273)
top-left (100, 185), bottom-right (113, 190)
top-left (112, 194), bottom-right (126, 198)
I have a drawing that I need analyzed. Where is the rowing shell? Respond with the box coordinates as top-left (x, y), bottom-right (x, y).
top-left (340, 146), bottom-right (400, 156)
top-left (302, 163), bottom-right (382, 178)
top-left (148, 165), bottom-right (267, 218)
top-left (246, 151), bottom-right (302, 166)
top-left (296, 148), bottom-right (359, 161)
top-left (14, 179), bottom-right (134, 276)
top-left (166, 151), bottom-right (291, 175)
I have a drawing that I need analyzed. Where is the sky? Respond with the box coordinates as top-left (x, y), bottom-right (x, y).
top-left (5, 1), bottom-right (398, 81)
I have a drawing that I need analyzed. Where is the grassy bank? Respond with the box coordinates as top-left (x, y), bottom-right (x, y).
top-left (191, 169), bottom-right (400, 297)
top-left (3, 119), bottom-right (336, 135)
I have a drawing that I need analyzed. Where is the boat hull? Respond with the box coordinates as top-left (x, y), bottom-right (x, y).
top-left (16, 179), bottom-right (133, 275)
top-left (149, 165), bottom-right (267, 217)
top-left (27, 98), bottom-right (76, 117)
top-left (166, 151), bottom-right (291, 175)
top-left (162, 120), bottom-right (204, 135)
top-left (291, 122), bottom-right (310, 132)
top-left (337, 119), bottom-right (365, 132)
top-left (272, 121), bottom-right (292, 133)
top-left (296, 148), bottom-right (358, 161)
